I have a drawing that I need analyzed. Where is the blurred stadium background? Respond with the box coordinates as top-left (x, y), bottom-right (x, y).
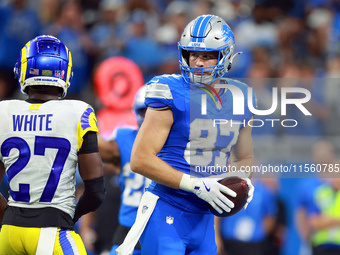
top-left (1, 0), bottom-right (340, 254)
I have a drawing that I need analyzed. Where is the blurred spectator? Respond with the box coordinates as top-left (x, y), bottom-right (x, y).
top-left (307, 177), bottom-right (340, 255)
top-left (44, 0), bottom-right (99, 98)
top-left (306, 8), bottom-right (331, 68)
top-left (154, 1), bottom-right (191, 74)
top-left (234, 2), bottom-right (279, 51)
top-left (324, 55), bottom-right (340, 136)
top-left (90, 0), bottom-right (125, 62)
top-left (295, 140), bottom-right (338, 255)
top-left (229, 2), bottom-right (279, 78)
top-left (277, 17), bottom-right (308, 65)
top-left (121, 9), bottom-right (165, 81)
top-left (262, 178), bottom-right (287, 255)
top-left (0, 0), bottom-right (41, 81)
top-left (192, 0), bottom-right (213, 17)
top-left (0, 69), bottom-right (18, 100)
top-left (211, 0), bottom-right (252, 27)
top-left (215, 179), bottom-right (278, 255)
top-left (37, 0), bottom-right (60, 26)
top-left (124, 0), bottom-right (159, 38)
top-left (247, 61), bottom-right (280, 136)
top-left (278, 61), bottom-right (330, 136)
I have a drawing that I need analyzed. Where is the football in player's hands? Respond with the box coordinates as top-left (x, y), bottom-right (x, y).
top-left (0, 192), bottom-right (7, 223)
top-left (209, 176), bottom-right (249, 217)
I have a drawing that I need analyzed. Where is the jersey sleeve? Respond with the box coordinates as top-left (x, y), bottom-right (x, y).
top-left (145, 76), bottom-right (174, 110)
top-left (76, 105), bottom-right (99, 151)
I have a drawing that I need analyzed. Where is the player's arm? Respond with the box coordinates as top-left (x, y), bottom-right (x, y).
top-left (131, 108), bottom-right (183, 189)
top-left (98, 135), bottom-right (120, 166)
top-left (229, 120), bottom-right (254, 209)
top-left (0, 160), bottom-right (7, 223)
top-left (73, 131), bottom-right (105, 223)
top-left (131, 108), bottom-right (236, 214)
top-left (229, 120), bottom-right (254, 175)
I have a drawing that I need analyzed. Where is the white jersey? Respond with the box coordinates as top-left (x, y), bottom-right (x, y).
top-left (0, 99), bottom-right (98, 218)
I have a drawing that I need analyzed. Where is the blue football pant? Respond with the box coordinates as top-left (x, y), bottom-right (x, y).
top-left (139, 199), bottom-right (216, 255)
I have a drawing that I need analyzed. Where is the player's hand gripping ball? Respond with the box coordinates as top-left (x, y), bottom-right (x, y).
top-left (0, 192), bottom-right (7, 223)
top-left (209, 176), bottom-right (249, 217)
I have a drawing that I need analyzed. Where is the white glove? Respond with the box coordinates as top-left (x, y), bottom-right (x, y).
top-left (179, 174), bottom-right (236, 214)
top-left (242, 178), bottom-right (254, 209)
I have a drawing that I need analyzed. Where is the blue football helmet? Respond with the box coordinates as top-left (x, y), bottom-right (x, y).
top-left (178, 15), bottom-right (241, 85)
top-left (14, 35), bottom-right (73, 98)
top-left (133, 85), bottom-right (147, 127)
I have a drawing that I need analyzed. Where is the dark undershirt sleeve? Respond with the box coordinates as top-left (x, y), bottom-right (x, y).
top-left (78, 131), bottom-right (99, 154)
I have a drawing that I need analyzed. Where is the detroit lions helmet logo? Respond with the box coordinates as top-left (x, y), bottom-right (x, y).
top-left (222, 23), bottom-right (234, 43)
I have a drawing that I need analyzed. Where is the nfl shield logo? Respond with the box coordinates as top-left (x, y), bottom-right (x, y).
top-left (166, 216), bottom-right (174, 225)
top-left (142, 205), bottom-right (148, 214)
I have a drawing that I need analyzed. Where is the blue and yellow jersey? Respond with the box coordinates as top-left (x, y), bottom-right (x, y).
top-left (0, 99), bottom-right (98, 219)
top-left (145, 74), bottom-right (255, 213)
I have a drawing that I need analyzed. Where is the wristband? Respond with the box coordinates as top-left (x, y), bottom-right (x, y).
top-left (179, 173), bottom-right (196, 192)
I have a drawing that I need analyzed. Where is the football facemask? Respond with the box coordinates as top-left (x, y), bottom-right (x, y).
top-left (178, 15), bottom-right (241, 85)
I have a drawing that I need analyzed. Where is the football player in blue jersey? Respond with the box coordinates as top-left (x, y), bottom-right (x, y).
top-left (0, 35), bottom-right (105, 254)
top-left (96, 86), bottom-right (149, 255)
top-left (117, 15), bottom-right (255, 255)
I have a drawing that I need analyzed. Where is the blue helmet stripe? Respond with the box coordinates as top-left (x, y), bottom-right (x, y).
top-left (192, 15), bottom-right (214, 43)
top-left (191, 16), bottom-right (205, 43)
top-left (200, 15), bottom-right (214, 43)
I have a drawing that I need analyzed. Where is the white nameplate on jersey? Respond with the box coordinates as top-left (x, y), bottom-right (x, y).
top-left (12, 114), bottom-right (53, 132)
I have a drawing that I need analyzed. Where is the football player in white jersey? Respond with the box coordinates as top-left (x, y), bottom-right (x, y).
top-left (0, 35), bottom-right (105, 255)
